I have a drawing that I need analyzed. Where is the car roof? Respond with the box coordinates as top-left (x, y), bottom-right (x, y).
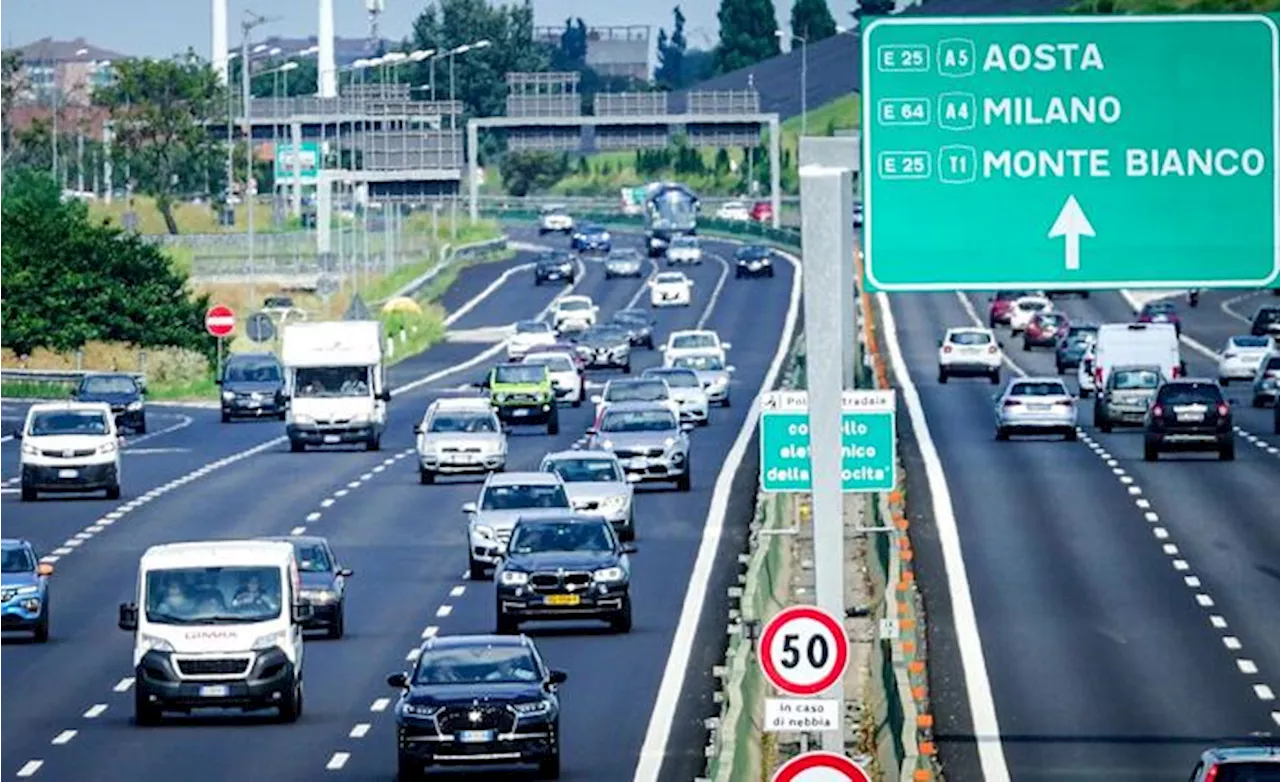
top-left (421, 634), bottom-right (532, 651)
top-left (1069, 322), bottom-right (1100, 329)
top-left (645, 366), bottom-right (697, 374)
top-left (82, 371), bottom-right (136, 379)
top-left (946, 326), bottom-right (991, 334)
top-left (431, 397), bottom-right (496, 412)
top-left (1161, 378), bottom-right (1219, 386)
top-left (261, 535), bottom-right (330, 548)
top-left (599, 400), bottom-right (677, 413)
top-left (1202, 745), bottom-right (1280, 764)
top-left (0, 539), bottom-right (32, 549)
top-left (28, 401), bottom-right (113, 415)
top-left (141, 540), bottom-right (294, 569)
top-left (226, 352), bottom-right (278, 362)
top-left (512, 513), bottom-right (611, 527)
top-left (543, 449), bottom-right (619, 462)
top-left (559, 295), bottom-right (592, 303)
top-left (655, 271), bottom-right (687, 280)
top-left (486, 471), bottom-right (563, 486)
top-left (670, 329), bottom-right (717, 338)
top-left (1010, 376), bottom-right (1068, 386)
top-left (607, 377), bottom-right (665, 388)
top-left (1111, 364), bottom-right (1163, 372)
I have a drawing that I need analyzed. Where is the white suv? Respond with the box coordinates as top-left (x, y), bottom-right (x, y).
top-left (662, 330), bottom-right (730, 365)
top-left (538, 206), bottom-right (574, 235)
top-left (552, 295), bottom-right (598, 333)
top-left (937, 327), bottom-right (1002, 384)
top-left (19, 402), bottom-right (122, 501)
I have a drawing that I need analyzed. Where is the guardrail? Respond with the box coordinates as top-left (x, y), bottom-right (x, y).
top-left (1, 368), bottom-right (148, 391)
top-left (480, 207), bottom-right (803, 247)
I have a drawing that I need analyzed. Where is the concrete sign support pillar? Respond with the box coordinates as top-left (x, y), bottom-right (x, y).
top-left (799, 164), bottom-right (855, 754)
top-left (316, 172), bottom-right (333, 255)
top-left (467, 120), bottom-right (480, 224)
top-left (290, 122), bottom-right (304, 218)
top-left (768, 117), bottom-right (782, 230)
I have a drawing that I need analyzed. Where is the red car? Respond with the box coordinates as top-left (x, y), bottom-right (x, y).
top-left (1022, 312), bottom-right (1070, 350)
top-left (987, 290), bottom-right (1034, 328)
top-left (750, 201), bottom-right (774, 223)
top-left (1137, 300), bottom-right (1182, 335)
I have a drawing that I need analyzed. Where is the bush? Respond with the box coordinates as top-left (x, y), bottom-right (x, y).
top-left (1, 342), bottom-right (211, 388)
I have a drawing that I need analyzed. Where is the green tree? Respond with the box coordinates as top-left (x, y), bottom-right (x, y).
top-left (2, 51), bottom-right (23, 160)
top-left (1, 169), bottom-right (211, 357)
top-left (501, 151), bottom-right (570, 196)
top-left (230, 56), bottom-right (320, 98)
top-left (406, 0), bottom-right (551, 120)
top-left (655, 7), bottom-right (689, 89)
top-left (553, 18), bottom-right (589, 71)
top-left (851, 0), bottom-right (895, 24)
top-left (714, 0), bottom-right (781, 75)
top-left (790, 0), bottom-right (838, 43)
top-left (94, 53), bottom-right (226, 234)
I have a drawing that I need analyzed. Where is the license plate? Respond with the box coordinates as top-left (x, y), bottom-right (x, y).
top-left (246, 400), bottom-right (261, 408)
top-left (459, 454), bottom-right (477, 464)
top-left (512, 408), bottom-right (529, 417)
top-left (457, 730), bottom-right (495, 743)
top-left (545, 594), bottom-right (581, 606)
top-left (1027, 404), bottom-right (1050, 412)
top-left (629, 457), bottom-right (649, 469)
top-left (1176, 412), bottom-right (1205, 422)
top-left (547, 273), bottom-right (561, 279)
top-left (323, 434), bottom-right (341, 444)
top-left (199, 685), bottom-right (229, 697)
top-left (58, 469), bottom-right (79, 479)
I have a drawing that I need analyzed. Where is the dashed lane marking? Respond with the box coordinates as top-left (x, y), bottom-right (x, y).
top-left (290, 526), bottom-right (307, 536)
top-left (370, 698), bottom-right (390, 713)
top-left (325, 753), bottom-right (350, 771)
top-left (349, 724), bottom-right (371, 739)
top-left (306, 512), bottom-right (321, 522)
top-left (16, 761), bottom-right (43, 777)
top-left (82, 704), bottom-right (107, 719)
top-left (405, 648), bottom-right (421, 662)
top-left (112, 678), bottom-right (134, 692)
top-left (449, 585), bottom-right (465, 597)
top-left (435, 605), bottom-right (452, 617)
top-left (421, 625), bottom-right (439, 639)
top-left (50, 731), bottom-right (76, 746)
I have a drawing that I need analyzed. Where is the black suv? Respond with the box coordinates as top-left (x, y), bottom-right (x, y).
top-left (388, 634), bottom-right (566, 780)
top-left (73, 373), bottom-right (146, 433)
top-left (576, 325), bottom-right (632, 372)
top-left (1251, 304), bottom-right (1280, 338)
top-left (496, 515), bottom-right (635, 634)
top-left (1143, 379), bottom-right (1234, 461)
top-left (533, 251), bottom-right (577, 286)
top-left (611, 309), bottom-right (656, 349)
top-left (218, 352), bottom-right (287, 422)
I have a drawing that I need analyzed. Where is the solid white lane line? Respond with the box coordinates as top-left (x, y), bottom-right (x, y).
top-left (113, 677), bottom-right (134, 692)
top-left (50, 731), bottom-right (76, 745)
top-left (82, 704), bottom-right (108, 719)
top-left (349, 724), bottom-right (372, 739)
top-left (16, 760), bottom-right (43, 777)
top-left (1273, 711), bottom-right (1280, 727)
top-left (325, 752), bottom-right (350, 771)
top-left (370, 698), bottom-right (390, 712)
top-left (449, 586), bottom-right (465, 597)
top-left (694, 253), bottom-right (732, 330)
top-left (435, 605), bottom-right (452, 617)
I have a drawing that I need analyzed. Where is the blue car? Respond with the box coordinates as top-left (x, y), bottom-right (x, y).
top-left (2, 539), bottom-right (52, 642)
top-left (570, 224), bottom-right (611, 253)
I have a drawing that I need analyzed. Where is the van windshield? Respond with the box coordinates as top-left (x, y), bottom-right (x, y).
top-left (295, 366), bottom-right (370, 397)
top-left (145, 566), bottom-right (283, 624)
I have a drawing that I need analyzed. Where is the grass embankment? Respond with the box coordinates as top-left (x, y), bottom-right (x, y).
top-left (88, 197), bottom-right (299, 235)
top-left (528, 93), bottom-right (862, 197)
top-left (2, 216), bottom-right (508, 399)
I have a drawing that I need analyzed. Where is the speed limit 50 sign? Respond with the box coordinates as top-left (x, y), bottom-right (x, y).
top-left (759, 605), bottom-right (849, 697)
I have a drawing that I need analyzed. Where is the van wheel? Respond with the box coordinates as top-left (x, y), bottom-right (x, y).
top-left (1064, 428), bottom-right (1078, 442)
top-left (290, 440), bottom-right (305, 453)
top-left (366, 436), bottom-right (381, 452)
top-left (989, 370), bottom-right (1000, 385)
top-left (135, 691), bottom-right (162, 726)
top-left (937, 369), bottom-right (948, 384)
top-left (20, 484), bottom-right (36, 502)
top-left (1220, 442), bottom-right (1236, 461)
top-left (106, 483), bottom-right (121, 501)
top-left (1097, 412), bottom-right (1112, 433)
top-left (1253, 395), bottom-right (1265, 408)
top-left (469, 558), bottom-right (488, 581)
top-left (622, 360), bottom-right (632, 374)
top-left (610, 598), bottom-right (633, 633)
top-left (1144, 442), bottom-right (1159, 462)
top-left (277, 680), bottom-right (302, 723)
top-left (221, 411), bottom-right (232, 423)
top-left (537, 748), bottom-right (561, 780)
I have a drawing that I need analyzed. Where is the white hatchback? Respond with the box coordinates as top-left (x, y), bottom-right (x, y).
top-left (1218, 335), bottom-right (1275, 385)
top-left (650, 271), bottom-right (694, 307)
top-left (1008, 295), bottom-right (1053, 334)
top-left (937, 327), bottom-right (1002, 384)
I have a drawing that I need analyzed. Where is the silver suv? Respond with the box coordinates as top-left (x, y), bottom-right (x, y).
top-left (414, 398), bottom-right (508, 484)
top-left (540, 449), bottom-right (638, 541)
top-left (586, 401), bottom-right (693, 492)
top-left (462, 472), bottom-right (572, 579)
top-left (1188, 745), bottom-right (1279, 780)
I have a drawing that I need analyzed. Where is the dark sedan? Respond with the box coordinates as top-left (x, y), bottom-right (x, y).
top-left (1054, 323), bottom-right (1099, 373)
top-left (1138, 300), bottom-right (1182, 335)
top-left (388, 635), bottom-right (565, 779)
top-left (219, 352), bottom-right (287, 422)
top-left (263, 535), bottom-right (351, 638)
top-left (73, 373), bottom-right (146, 433)
top-left (576, 325), bottom-right (632, 372)
top-left (611, 308), bottom-right (656, 349)
top-left (533, 251), bottom-right (577, 285)
top-left (570, 224), bottom-right (611, 253)
top-left (734, 245), bottom-right (775, 278)
top-left (496, 515), bottom-right (635, 634)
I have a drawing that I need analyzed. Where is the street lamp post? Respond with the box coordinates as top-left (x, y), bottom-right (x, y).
top-left (241, 13), bottom-right (276, 308)
top-left (777, 30), bottom-right (808, 138)
top-left (445, 40), bottom-right (490, 237)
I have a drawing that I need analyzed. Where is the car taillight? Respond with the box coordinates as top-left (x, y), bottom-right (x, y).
top-left (1171, 365), bottom-right (1180, 378)
top-left (1216, 403), bottom-right (1229, 417)
top-left (1095, 366), bottom-right (1103, 384)
top-left (1151, 404), bottom-right (1163, 417)
top-left (942, 345), bottom-right (953, 353)
top-left (1204, 764), bottom-right (1220, 782)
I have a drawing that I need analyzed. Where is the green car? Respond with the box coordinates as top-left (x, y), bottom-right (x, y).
top-left (478, 363), bottom-right (560, 435)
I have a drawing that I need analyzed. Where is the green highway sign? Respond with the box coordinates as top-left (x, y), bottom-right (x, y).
top-left (274, 142), bottom-right (321, 182)
top-left (861, 15), bottom-right (1280, 291)
top-left (759, 390), bottom-right (897, 493)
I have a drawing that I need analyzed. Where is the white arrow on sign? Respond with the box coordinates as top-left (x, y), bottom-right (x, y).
top-left (1048, 195), bottom-right (1095, 272)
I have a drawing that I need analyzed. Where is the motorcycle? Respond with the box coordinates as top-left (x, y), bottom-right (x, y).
top-left (1188, 289), bottom-right (1201, 307)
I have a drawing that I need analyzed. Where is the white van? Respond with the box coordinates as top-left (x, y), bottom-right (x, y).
top-left (117, 540), bottom-right (310, 724)
top-left (1092, 323), bottom-right (1183, 390)
top-left (282, 320), bottom-right (390, 452)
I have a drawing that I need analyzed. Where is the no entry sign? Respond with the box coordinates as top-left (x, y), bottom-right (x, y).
top-left (771, 752), bottom-right (871, 782)
top-left (205, 304), bottom-right (236, 338)
top-left (758, 605), bottom-right (849, 697)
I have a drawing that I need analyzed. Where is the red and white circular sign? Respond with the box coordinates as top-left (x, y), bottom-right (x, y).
top-left (205, 304), bottom-right (236, 337)
top-left (771, 752), bottom-right (871, 782)
top-left (758, 605), bottom-right (849, 697)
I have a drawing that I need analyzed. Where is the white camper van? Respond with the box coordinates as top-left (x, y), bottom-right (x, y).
top-left (117, 540), bottom-right (310, 724)
top-left (281, 321), bottom-right (390, 452)
top-left (1093, 323), bottom-right (1183, 389)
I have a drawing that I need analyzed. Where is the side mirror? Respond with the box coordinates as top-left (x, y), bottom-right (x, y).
top-left (681, 423), bottom-right (695, 433)
top-left (215, 378), bottom-right (223, 386)
top-left (997, 341), bottom-right (1004, 349)
top-left (937, 339), bottom-right (944, 347)
top-left (337, 567), bottom-right (354, 578)
top-left (11, 432), bottom-right (21, 441)
top-left (585, 428), bottom-right (598, 436)
top-left (118, 602), bottom-right (138, 632)
top-left (590, 395), bottom-right (602, 404)
top-left (68, 388), bottom-right (79, 399)
top-left (462, 502), bottom-right (478, 514)
top-left (292, 603), bottom-right (315, 623)
top-left (726, 365), bottom-right (737, 374)
top-left (721, 342), bottom-right (730, 350)
top-left (621, 544), bottom-right (638, 555)
top-left (658, 345), bottom-right (667, 352)
top-left (380, 390), bottom-right (393, 402)
top-left (547, 669), bottom-right (568, 686)
top-left (501, 424), bottom-right (512, 435)
top-left (37, 563), bottom-right (54, 576)
top-left (626, 473), bottom-right (641, 483)
top-left (387, 672), bottom-right (409, 689)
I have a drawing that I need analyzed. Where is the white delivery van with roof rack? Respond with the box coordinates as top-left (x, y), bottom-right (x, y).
top-left (282, 320), bottom-right (391, 452)
top-left (117, 539), bottom-right (311, 724)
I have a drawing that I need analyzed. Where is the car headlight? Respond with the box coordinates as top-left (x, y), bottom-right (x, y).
top-left (140, 633), bottom-right (174, 653)
top-left (593, 567), bottom-right (625, 583)
top-left (222, 391), bottom-right (236, 401)
top-left (300, 588), bottom-right (337, 604)
top-left (499, 570), bottom-right (529, 586)
top-left (97, 441), bottom-right (117, 454)
top-left (21, 442), bottom-right (38, 456)
top-left (11, 585), bottom-right (39, 597)
top-left (600, 439), bottom-right (614, 450)
top-left (127, 401), bottom-right (144, 411)
top-left (402, 702), bottom-right (442, 718)
top-left (252, 630), bottom-right (287, 650)
top-left (601, 495), bottom-right (628, 513)
top-left (761, 258), bottom-right (771, 265)
top-left (664, 437), bottom-right (676, 449)
top-left (473, 524), bottom-right (495, 539)
top-left (350, 412), bottom-right (371, 424)
top-left (292, 413), bottom-right (315, 424)
top-left (512, 699), bottom-right (554, 717)
top-left (601, 232), bottom-right (610, 241)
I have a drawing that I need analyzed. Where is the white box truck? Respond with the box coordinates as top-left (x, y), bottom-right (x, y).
top-left (117, 540), bottom-right (310, 724)
top-left (281, 320), bottom-right (390, 452)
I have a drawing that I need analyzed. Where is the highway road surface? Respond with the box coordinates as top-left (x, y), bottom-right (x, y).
top-left (0, 229), bottom-right (800, 782)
